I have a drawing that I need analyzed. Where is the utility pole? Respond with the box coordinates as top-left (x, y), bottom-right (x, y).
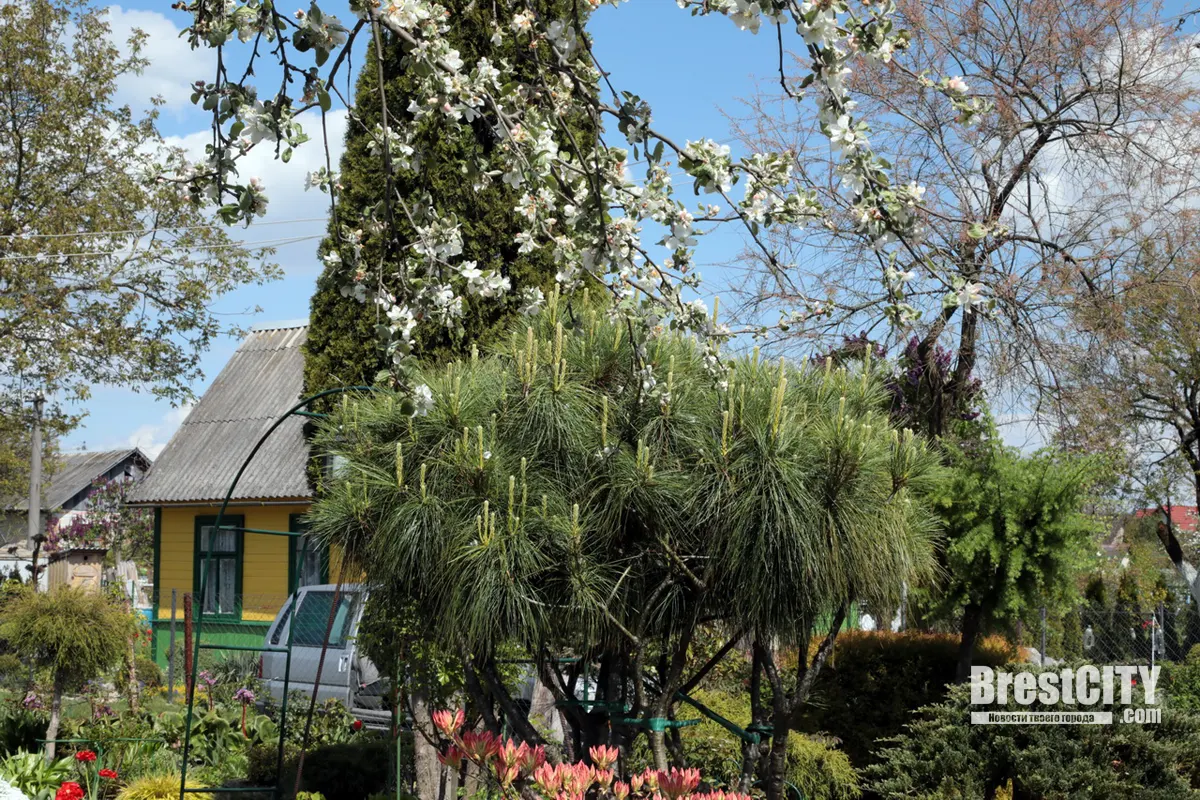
top-left (26, 392), bottom-right (44, 585)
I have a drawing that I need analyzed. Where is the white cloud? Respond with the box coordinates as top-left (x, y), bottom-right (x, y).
top-left (123, 402), bottom-right (194, 459)
top-left (163, 108), bottom-right (350, 273)
top-left (104, 5), bottom-right (211, 114)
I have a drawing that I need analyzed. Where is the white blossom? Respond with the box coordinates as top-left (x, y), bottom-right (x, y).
top-left (411, 384), bottom-right (435, 417)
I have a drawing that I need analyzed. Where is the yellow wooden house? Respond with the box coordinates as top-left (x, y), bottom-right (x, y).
top-left (128, 322), bottom-right (328, 665)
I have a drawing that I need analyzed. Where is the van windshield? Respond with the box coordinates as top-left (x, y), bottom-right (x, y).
top-left (289, 591), bottom-right (358, 648)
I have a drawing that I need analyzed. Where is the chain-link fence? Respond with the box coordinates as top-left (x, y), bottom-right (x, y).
top-left (1025, 602), bottom-right (1200, 666)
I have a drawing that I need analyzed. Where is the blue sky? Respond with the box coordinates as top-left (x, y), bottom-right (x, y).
top-left (64, 0), bottom-right (1200, 456)
top-left (65, 1), bottom-right (777, 456)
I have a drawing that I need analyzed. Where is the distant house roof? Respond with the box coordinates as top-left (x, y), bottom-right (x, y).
top-left (6, 448), bottom-right (151, 512)
top-left (127, 323), bottom-right (312, 505)
top-left (1134, 505), bottom-right (1200, 534)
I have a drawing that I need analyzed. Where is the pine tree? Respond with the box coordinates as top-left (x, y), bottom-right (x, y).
top-left (305, 2), bottom-right (594, 400)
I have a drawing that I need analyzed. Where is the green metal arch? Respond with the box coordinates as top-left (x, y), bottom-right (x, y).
top-left (179, 386), bottom-right (377, 800)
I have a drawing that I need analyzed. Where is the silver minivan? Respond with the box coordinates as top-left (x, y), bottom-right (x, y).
top-left (260, 584), bottom-right (390, 725)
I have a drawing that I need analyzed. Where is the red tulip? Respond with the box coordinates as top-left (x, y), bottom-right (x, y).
top-left (55, 783), bottom-right (84, 800)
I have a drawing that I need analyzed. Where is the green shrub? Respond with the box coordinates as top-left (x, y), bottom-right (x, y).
top-left (247, 741), bottom-right (299, 792)
top-left (0, 706), bottom-right (48, 756)
top-left (658, 688), bottom-right (859, 800)
top-left (284, 698), bottom-right (361, 749)
top-left (795, 630), bottom-right (1014, 768)
top-left (0, 654), bottom-right (25, 691)
top-left (0, 587), bottom-right (138, 757)
top-left (867, 678), bottom-right (1200, 798)
top-left (117, 774), bottom-right (213, 800)
top-left (115, 657), bottom-right (163, 694)
top-left (296, 794), bottom-right (326, 800)
top-left (787, 734), bottom-right (862, 800)
top-left (296, 740), bottom-right (391, 800)
top-left (1163, 644), bottom-right (1200, 713)
top-left (0, 751), bottom-right (74, 800)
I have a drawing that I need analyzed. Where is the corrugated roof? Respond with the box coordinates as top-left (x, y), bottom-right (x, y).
top-left (127, 325), bottom-right (312, 504)
top-left (7, 448), bottom-right (150, 511)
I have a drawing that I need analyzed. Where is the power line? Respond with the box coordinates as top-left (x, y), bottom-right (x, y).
top-left (0, 234), bottom-right (324, 263)
top-left (0, 216), bottom-right (329, 242)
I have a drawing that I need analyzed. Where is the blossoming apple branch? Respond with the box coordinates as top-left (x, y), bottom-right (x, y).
top-left (173, 0), bottom-right (988, 410)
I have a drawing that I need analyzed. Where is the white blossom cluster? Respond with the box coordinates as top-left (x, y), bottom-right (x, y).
top-left (176, 0), bottom-right (995, 410)
top-left (0, 776), bottom-right (28, 800)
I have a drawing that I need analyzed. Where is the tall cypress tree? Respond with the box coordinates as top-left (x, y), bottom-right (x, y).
top-left (305, 3), bottom-right (593, 399)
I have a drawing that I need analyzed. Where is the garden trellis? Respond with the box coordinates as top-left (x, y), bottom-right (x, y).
top-left (179, 386), bottom-right (377, 800)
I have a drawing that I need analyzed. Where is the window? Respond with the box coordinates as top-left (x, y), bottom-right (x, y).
top-left (194, 515), bottom-right (243, 618)
top-left (288, 514), bottom-right (328, 590)
top-left (289, 591), bottom-right (358, 647)
top-left (270, 603), bottom-right (293, 646)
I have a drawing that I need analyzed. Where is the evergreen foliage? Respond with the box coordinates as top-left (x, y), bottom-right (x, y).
top-left (0, 587), bottom-right (137, 758)
top-left (307, 292), bottom-right (943, 784)
top-left (795, 630), bottom-right (1014, 768)
top-left (309, 293), bottom-right (942, 651)
top-left (867, 679), bottom-right (1200, 799)
top-left (305, 0), bottom-right (594, 398)
top-left (921, 439), bottom-right (1100, 677)
top-left (115, 774), bottom-right (212, 800)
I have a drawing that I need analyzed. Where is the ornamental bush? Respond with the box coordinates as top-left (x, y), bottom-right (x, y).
top-left (0, 588), bottom-right (137, 759)
top-left (795, 630), bottom-right (1014, 768)
top-left (0, 752), bottom-right (72, 800)
top-left (310, 297), bottom-right (943, 794)
top-left (866, 678), bottom-right (1200, 798)
top-left (658, 688), bottom-right (861, 800)
top-left (115, 775), bottom-right (212, 800)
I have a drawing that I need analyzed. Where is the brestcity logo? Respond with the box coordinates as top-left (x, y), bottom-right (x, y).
top-left (969, 665), bottom-right (1162, 725)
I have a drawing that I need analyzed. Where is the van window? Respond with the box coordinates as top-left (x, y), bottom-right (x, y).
top-left (290, 591), bottom-right (358, 648)
top-left (269, 603), bottom-right (294, 646)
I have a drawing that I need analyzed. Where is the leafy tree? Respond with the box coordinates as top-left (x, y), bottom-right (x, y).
top-left (0, 587), bottom-right (137, 759)
top-left (923, 441), bottom-right (1099, 680)
top-left (734, 0), bottom-right (1200, 439)
top-left (308, 293), bottom-right (942, 798)
top-left (1065, 225), bottom-right (1200, 606)
top-left (304, 0), bottom-right (593, 398)
top-left (0, 0), bottom-right (279, 500)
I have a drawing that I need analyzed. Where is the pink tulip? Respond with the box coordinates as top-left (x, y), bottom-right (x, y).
top-left (432, 708), bottom-right (465, 736)
top-left (588, 744), bottom-right (620, 770)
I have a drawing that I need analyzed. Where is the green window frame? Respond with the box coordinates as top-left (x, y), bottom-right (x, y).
top-left (287, 513), bottom-right (329, 592)
top-left (193, 515), bottom-right (244, 620)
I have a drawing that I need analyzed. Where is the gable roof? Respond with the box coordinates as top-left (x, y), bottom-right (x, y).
top-left (7, 448), bottom-right (151, 512)
top-left (126, 323), bottom-right (312, 505)
top-left (1135, 505), bottom-right (1200, 534)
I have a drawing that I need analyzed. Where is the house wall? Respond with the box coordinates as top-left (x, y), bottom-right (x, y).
top-left (152, 502), bottom-right (309, 667)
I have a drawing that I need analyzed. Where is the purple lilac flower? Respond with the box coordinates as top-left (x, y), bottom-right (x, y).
top-left (234, 687), bottom-right (256, 704)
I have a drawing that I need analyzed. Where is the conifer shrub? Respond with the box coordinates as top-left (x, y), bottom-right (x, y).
top-left (795, 630), bottom-right (1014, 768)
top-left (867, 678), bottom-right (1200, 798)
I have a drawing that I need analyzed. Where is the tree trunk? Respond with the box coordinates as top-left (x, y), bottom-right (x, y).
top-left (763, 719), bottom-right (790, 800)
top-left (125, 596), bottom-right (139, 713)
top-left (411, 690), bottom-right (444, 800)
top-left (738, 646), bottom-right (766, 793)
top-left (44, 677), bottom-right (63, 762)
top-left (956, 602), bottom-right (984, 683)
top-left (647, 728), bottom-right (669, 771)
top-left (479, 656), bottom-right (544, 744)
